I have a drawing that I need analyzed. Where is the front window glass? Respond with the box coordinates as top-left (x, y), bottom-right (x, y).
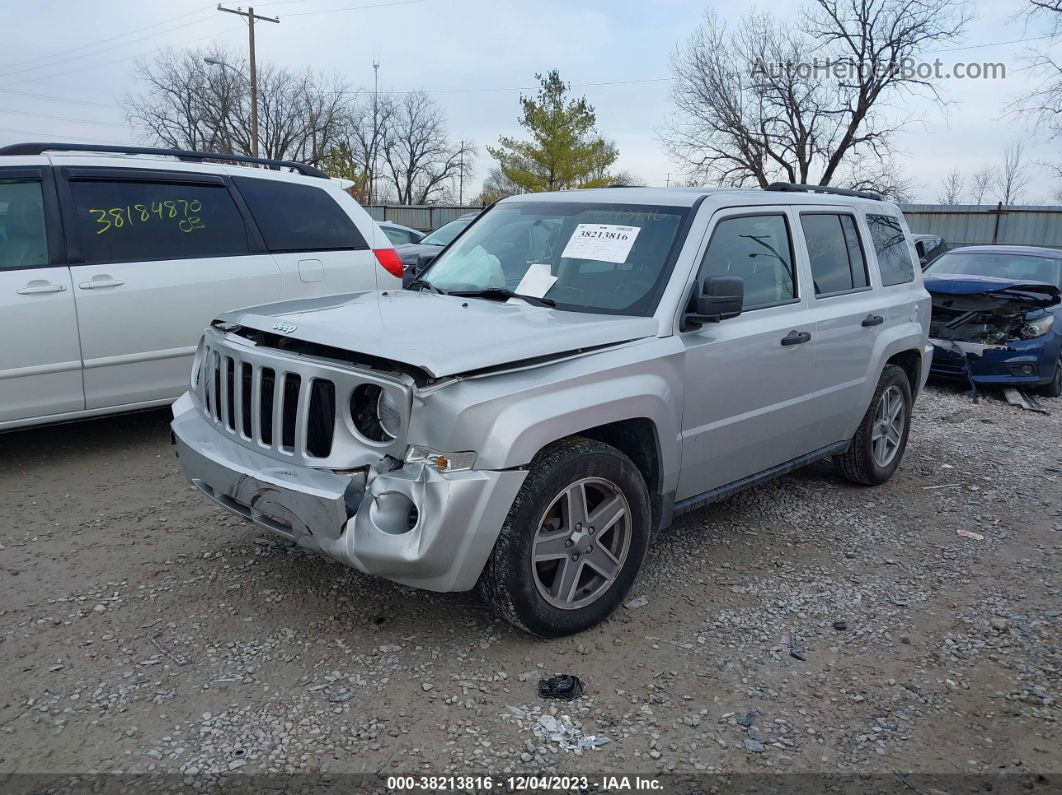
top-left (422, 217), bottom-right (472, 246)
top-left (382, 226), bottom-right (412, 246)
top-left (696, 214), bottom-right (795, 309)
top-left (0, 179), bottom-right (48, 269)
top-left (926, 251), bottom-right (1062, 287)
top-left (424, 202), bottom-right (690, 316)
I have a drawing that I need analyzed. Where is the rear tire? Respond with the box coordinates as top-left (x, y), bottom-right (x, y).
top-left (478, 437), bottom-right (651, 637)
top-left (835, 364), bottom-right (913, 486)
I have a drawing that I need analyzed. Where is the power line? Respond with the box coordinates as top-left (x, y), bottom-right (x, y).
top-left (0, 7), bottom-right (212, 71)
top-left (0, 88), bottom-right (123, 110)
top-left (0, 107), bottom-right (128, 128)
top-left (285, 0), bottom-right (427, 18)
top-left (0, 126), bottom-right (133, 146)
top-left (0, 11), bottom-right (220, 79)
top-left (8, 23), bottom-right (246, 86)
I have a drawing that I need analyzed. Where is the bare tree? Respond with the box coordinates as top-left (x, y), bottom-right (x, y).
top-left (662, 0), bottom-right (969, 187)
top-left (994, 141), bottom-right (1030, 205)
top-left (841, 156), bottom-right (917, 202)
top-left (125, 46), bottom-right (348, 165)
top-left (971, 165), bottom-right (994, 203)
top-left (937, 168), bottom-right (965, 203)
top-left (1009, 0), bottom-right (1062, 139)
top-left (381, 91), bottom-right (474, 205)
top-left (476, 166), bottom-right (524, 204)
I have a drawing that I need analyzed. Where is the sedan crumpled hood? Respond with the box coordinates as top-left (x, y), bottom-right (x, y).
top-left (395, 242), bottom-right (443, 267)
top-left (923, 274), bottom-right (1061, 306)
top-left (219, 289), bottom-right (659, 379)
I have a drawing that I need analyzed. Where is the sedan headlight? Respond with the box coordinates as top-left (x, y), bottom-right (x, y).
top-left (405, 445), bottom-right (477, 473)
top-left (1021, 313), bottom-right (1055, 339)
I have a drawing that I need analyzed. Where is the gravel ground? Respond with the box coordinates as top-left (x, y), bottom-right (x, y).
top-left (1, 384), bottom-right (1060, 788)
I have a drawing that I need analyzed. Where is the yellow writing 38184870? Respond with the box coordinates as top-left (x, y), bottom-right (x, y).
top-left (89, 198), bottom-right (205, 235)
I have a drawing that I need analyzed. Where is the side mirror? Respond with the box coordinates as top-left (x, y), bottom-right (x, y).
top-left (919, 257), bottom-right (929, 269)
top-left (684, 276), bottom-right (743, 329)
top-left (415, 252), bottom-right (436, 274)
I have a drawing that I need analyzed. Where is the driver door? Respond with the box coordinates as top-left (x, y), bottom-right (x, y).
top-left (677, 207), bottom-right (818, 500)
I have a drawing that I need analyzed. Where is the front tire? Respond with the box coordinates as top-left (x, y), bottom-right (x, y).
top-left (1040, 350), bottom-right (1062, 398)
top-left (835, 364), bottom-right (913, 486)
top-left (478, 437), bottom-right (651, 637)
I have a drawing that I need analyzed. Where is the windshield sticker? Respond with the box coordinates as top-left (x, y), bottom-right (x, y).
top-left (561, 224), bottom-right (641, 263)
top-left (509, 263), bottom-right (558, 304)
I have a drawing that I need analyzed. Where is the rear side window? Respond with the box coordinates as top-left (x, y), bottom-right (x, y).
top-left (68, 179), bottom-right (249, 264)
top-left (800, 213), bottom-right (868, 295)
top-left (697, 214), bottom-right (796, 310)
top-left (867, 214), bottom-right (915, 286)
top-left (0, 179), bottom-right (48, 269)
top-left (382, 226), bottom-right (415, 246)
top-left (234, 177), bottom-right (367, 253)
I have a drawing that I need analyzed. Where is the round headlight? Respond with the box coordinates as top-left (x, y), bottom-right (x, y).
top-left (350, 384), bottom-right (401, 443)
top-left (377, 389), bottom-right (402, 439)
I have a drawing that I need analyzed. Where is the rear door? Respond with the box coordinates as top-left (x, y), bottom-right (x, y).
top-left (59, 167), bottom-right (282, 409)
top-left (792, 208), bottom-right (884, 446)
top-left (678, 207), bottom-right (817, 499)
top-left (0, 166), bottom-right (83, 423)
top-left (230, 175), bottom-right (384, 297)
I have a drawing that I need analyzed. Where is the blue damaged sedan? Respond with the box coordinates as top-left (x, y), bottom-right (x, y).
top-left (924, 245), bottom-right (1062, 397)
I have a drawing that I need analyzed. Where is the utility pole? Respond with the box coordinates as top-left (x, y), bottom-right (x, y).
top-left (665, 173), bottom-right (670, 187)
top-left (217, 4), bottom-right (279, 158)
top-left (370, 55), bottom-right (380, 207)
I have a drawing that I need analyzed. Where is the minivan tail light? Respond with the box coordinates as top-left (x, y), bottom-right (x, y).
top-left (374, 248), bottom-right (404, 279)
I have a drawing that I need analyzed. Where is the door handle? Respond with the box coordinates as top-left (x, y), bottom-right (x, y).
top-left (17, 282), bottom-right (66, 295)
top-left (781, 330), bottom-right (812, 346)
top-left (861, 314), bottom-right (884, 327)
top-left (79, 278), bottom-right (125, 290)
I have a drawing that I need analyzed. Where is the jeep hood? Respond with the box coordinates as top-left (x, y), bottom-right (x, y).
top-left (221, 289), bottom-right (659, 379)
top-left (923, 274), bottom-right (1061, 306)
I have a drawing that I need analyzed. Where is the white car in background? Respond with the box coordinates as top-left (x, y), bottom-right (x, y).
top-left (0, 142), bottom-right (402, 432)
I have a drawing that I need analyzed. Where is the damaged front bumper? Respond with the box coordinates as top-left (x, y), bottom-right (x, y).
top-left (928, 336), bottom-right (1061, 387)
top-left (171, 393), bottom-right (526, 592)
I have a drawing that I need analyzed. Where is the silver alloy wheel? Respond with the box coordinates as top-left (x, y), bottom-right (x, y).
top-left (871, 385), bottom-right (905, 467)
top-left (530, 477), bottom-right (632, 610)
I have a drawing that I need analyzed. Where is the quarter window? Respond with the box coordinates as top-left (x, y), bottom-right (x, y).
top-left (800, 213), bottom-right (868, 295)
top-left (697, 214), bottom-right (796, 310)
top-left (868, 214), bottom-right (915, 286)
top-left (234, 177), bottom-right (367, 253)
top-left (0, 179), bottom-right (48, 269)
top-left (69, 179), bottom-right (249, 264)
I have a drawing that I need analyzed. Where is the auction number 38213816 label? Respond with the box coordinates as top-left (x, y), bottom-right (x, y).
top-left (88, 199), bottom-right (205, 235)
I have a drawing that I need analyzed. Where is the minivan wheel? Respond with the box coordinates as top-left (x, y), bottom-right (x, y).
top-left (478, 437), bottom-right (650, 637)
top-left (1040, 351), bottom-right (1062, 398)
top-left (835, 364), bottom-right (913, 486)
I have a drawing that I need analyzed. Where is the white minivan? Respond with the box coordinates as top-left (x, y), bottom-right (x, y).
top-left (0, 142), bottom-right (402, 431)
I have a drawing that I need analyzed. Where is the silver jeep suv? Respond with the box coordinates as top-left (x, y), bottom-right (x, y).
top-left (172, 184), bottom-right (932, 636)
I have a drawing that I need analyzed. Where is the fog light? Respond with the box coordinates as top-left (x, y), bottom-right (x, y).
top-left (368, 491), bottom-right (418, 535)
top-left (1007, 363), bottom-right (1037, 376)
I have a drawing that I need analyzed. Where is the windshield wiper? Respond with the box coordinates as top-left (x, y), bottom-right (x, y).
top-left (408, 277), bottom-right (444, 294)
top-left (449, 287), bottom-right (556, 308)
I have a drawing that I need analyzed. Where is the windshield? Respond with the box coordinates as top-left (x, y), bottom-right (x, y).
top-left (926, 251), bottom-right (1062, 288)
top-left (421, 201), bottom-right (690, 315)
top-left (422, 217), bottom-right (473, 246)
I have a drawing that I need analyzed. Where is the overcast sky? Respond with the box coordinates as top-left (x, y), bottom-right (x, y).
top-left (2, 0), bottom-right (1059, 204)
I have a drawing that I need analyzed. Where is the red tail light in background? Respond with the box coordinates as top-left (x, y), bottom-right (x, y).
top-left (374, 248), bottom-right (404, 279)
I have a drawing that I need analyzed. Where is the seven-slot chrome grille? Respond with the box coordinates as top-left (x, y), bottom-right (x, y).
top-left (193, 329), bottom-right (410, 468)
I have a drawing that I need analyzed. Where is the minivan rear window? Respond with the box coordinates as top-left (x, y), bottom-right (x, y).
top-left (867, 214), bottom-right (915, 286)
top-left (233, 177), bottom-right (367, 253)
top-left (69, 180), bottom-right (250, 264)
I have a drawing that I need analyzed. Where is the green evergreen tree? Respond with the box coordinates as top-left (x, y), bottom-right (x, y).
top-left (488, 70), bottom-right (618, 192)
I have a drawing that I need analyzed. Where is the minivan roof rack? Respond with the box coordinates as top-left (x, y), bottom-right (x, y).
top-left (764, 182), bottom-right (881, 201)
top-left (0, 142), bottom-right (330, 179)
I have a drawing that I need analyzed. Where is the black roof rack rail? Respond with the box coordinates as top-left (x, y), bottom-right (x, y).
top-left (0, 142), bottom-right (330, 179)
top-left (764, 182), bottom-right (881, 201)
